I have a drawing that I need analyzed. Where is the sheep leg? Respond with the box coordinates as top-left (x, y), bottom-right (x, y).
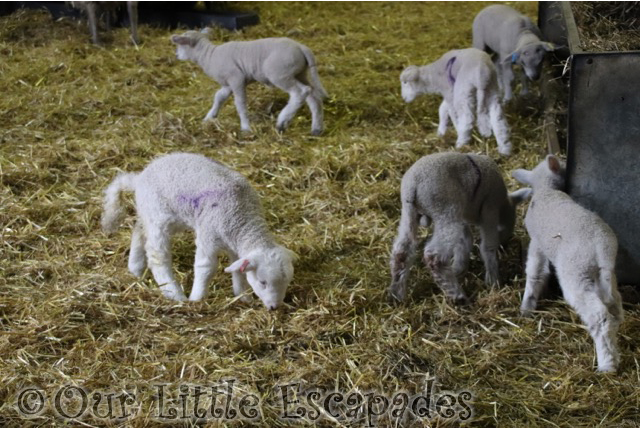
top-left (127, 1), bottom-right (139, 45)
top-left (479, 206), bottom-right (501, 286)
top-left (275, 81), bottom-right (311, 133)
top-left (128, 220), bottom-right (147, 277)
top-left (305, 94), bottom-right (324, 136)
top-left (475, 88), bottom-right (492, 138)
top-left (520, 240), bottom-right (550, 316)
top-left (489, 95), bottom-right (511, 156)
top-left (500, 62), bottom-right (515, 101)
top-left (437, 100), bottom-right (450, 137)
top-left (518, 70), bottom-right (529, 95)
top-left (559, 267), bottom-right (621, 372)
top-left (452, 86), bottom-right (474, 148)
top-left (388, 201), bottom-right (420, 302)
top-left (86, 2), bottom-right (100, 45)
top-left (204, 86), bottom-right (232, 122)
top-left (230, 82), bottom-right (251, 132)
top-left (144, 224), bottom-right (187, 302)
top-left (189, 236), bottom-right (220, 302)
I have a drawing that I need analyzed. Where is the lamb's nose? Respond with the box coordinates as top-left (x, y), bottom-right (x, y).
top-left (268, 305), bottom-right (277, 311)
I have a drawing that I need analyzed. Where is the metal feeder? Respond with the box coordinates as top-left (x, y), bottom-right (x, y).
top-left (539, 2), bottom-right (640, 284)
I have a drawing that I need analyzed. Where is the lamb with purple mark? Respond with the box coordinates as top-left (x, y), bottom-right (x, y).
top-left (400, 48), bottom-right (512, 155)
top-left (101, 153), bottom-right (296, 309)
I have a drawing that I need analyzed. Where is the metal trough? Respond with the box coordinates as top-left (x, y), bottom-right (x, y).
top-left (539, 2), bottom-right (640, 284)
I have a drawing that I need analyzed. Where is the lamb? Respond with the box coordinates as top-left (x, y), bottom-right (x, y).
top-left (512, 155), bottom-right (623, 372)
top-left (70, 1), bottom-right (139, 45)
top-left (389, 152), bottom-right (531, 304)
top-left (400, 48), bottom-right (512, 156)
top-left (170, 31), bottom-right (328, 135)
top-left (101, 153), bottom-right (296, 310)
top-left (472, 4), bottom-right (556, 101)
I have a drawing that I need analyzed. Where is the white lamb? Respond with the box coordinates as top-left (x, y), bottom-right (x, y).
top-left (513, 155), bottom-right (624, 372)
top-left (472, 4), bottom-right (556, 101)
top-left (400, 48), bottom-right (512, 156)
top-left (101, 153), bottom-right (296, 310)
top-left (389, 152), bottom-right (531, 304)
top-left (170, 31), bottom-right (328, 135)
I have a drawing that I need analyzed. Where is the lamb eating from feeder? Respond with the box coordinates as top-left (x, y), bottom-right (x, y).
top-left (170, 31), bottom-right (328, 135)
top-left (472, 4), bottom-right (557, 101)
top-left (389, 152), bottom-right (531, 304)
top-left (400, 48), bottom-right (512, 156)
top-left (101, 153), bottom-right (296, 309)
top-left (512, 155), bottom-right (623, 372)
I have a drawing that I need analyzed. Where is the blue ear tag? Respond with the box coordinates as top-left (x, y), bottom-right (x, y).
top-left (511, 53), bottom-right (519, 63)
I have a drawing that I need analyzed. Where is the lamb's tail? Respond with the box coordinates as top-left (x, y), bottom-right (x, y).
top-left (301, 45), bottom-right (328, 99)
top-left (101, 172), bottom-right (138, 234)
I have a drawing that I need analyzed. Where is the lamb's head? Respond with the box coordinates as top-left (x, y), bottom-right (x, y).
top-left (498, 188), bottom-right (532, 244)
top-left (400, 66), bottom-right (422, 103)
top-left (170, 31), bottom-right (207, 61)
top-left (507, 41), bottom-right (556, 81)
top-left (224, 246), bottom-right (296, 310)
top-left (512, 154), bottom-right (566, 192)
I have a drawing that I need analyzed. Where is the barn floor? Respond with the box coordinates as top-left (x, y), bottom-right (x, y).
top-left (1, 2), bottom-right (639, 427)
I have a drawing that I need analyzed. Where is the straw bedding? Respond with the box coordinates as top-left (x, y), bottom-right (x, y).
top-left (1, 2), bottom-right (639, 427)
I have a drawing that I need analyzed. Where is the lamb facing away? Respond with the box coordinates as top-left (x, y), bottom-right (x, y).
top-left (170, 31), bottom-right (328, 135)
top-left (472, 4), bottom-right (556, 101)
top-left (389, 152), bottom-right (531, 304)
top-left (70, 1), bottom-right (139, 45)
top-left (513, 155), bottom-right (623, 372)
top-left (101, 153), bottom-right (296, 310)
top-left (400, 48), bottom-right (512, 156)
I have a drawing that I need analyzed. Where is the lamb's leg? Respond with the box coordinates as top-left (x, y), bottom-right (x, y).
top-left (127, 1), bottom-right (139, 45)
top-left (452, 85), bottom-right (474, 148)
top-left (452, 225), bottom-right (473, 277)
top-left (388, 201), bottom-right (420, 302)
top-left (520, 240), bottom-right (550, 316)
top-left (478, 206), bottom-right (501, 286)
top-left (437, 100), bottom-right (450, 137)
top-left (600, 269), bottom-right (624, 325)
top-left (500, 61), bottom-right (515, 101)
top-left (204, 86), bottom-right (232, 122)
top-left (86, 2), bottom-right (100, 45)
top-left (128, 220), bottom-right (147, 277)
top-left (230, 82), bottom-right (251, 132)
top-left (489, 95), bottom-right (511, 156)
top-left (518, 70), bottom-right (529, 95)
top-left (144, 223), bottom-right (186, 302)
top-left (189, 235), bottom-right (219, 302)
top-left (475, 87), bottom-right (492, 138)
top-left (305, 93), bottom-right (324, 136)
top-left (560, 268), bottom-right (621, 372)
top-left (274, 79), bottom-right (311, 133)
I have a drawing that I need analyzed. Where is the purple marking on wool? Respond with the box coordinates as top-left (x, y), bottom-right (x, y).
top-left (445, 56), bottom-right (457, 86)
top-left (177, 189), bottom-right (224, 211)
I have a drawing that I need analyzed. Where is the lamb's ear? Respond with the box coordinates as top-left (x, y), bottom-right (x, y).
top-left (284, 248), bottom-right (299, 262)
top-left (512, 169), bottom-right (533, 185)
top-left (543, 42), bottom-right (558, 52)
top-left (170, 35), bottom-right (191, 46)
top-left (508, 188), bottom-right (533, 205)
top-left (546, 155), bottom-right (562, 174)
top-left (225, 258), bottom-right (255, 274)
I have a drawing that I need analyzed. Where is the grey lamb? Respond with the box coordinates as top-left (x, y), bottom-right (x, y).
top-left (472, 4), bottom-right (556, 101)
top-left (101, 153), bottom-right (296, 310)
top-left (170, 31), bottom-right (328, 135)
top-left (513, 155), bottom-right (623, 372)
top-left (389, 152), bottom-right (531, 303)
